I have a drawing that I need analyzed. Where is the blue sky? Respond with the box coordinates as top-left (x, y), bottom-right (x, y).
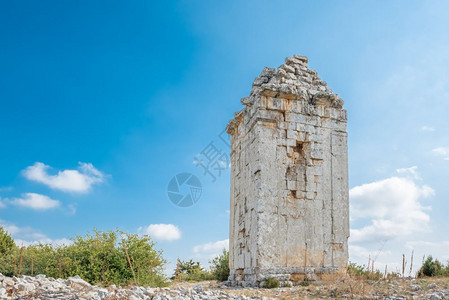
top-left (1, 0), bottom-right (448, 275)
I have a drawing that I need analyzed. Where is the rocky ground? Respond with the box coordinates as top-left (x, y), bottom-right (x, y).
top-left (1, 273), bottom-right (449, 299)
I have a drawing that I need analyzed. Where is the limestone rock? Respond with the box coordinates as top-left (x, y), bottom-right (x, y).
top-left (2, 277), bottom-right (14, 287)
top-left (428, 283), bottom-right (438, 289)
top-left (68, 275), bottom-right (91, 291)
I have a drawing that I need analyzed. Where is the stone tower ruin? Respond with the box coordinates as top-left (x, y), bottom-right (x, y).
top-left (226, 55), bottom-right (349, 287)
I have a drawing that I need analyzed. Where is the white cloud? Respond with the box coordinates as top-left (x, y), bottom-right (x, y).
top-left (349, 244), bottom-right (372, 262)
top-left (193, 239), bottom-right (229, 260)
top-left (0, 197), bottom-right (5, 208)
top-left (138, 224), bottom-right (181, 241)
top-left (10, 193), bottom-right (60, 210)
top-left (432, 147), bottom-right (449, 160)
top-left (23, 162), bottom-right (105, 193)
top-left (351, 217), bottom-right (428, 243)
top-left (421, 126), bottom-right (435, 132)
top-left (350, 168), bottom-right (434, 243)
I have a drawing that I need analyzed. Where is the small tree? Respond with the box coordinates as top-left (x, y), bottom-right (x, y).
top-left (418, 256), bottom-right (444, 277)
top-left (119, 231), bottom-right (167, 287)
top-left (0, 227), bottom-right (17, 276)
top-left (210, 249), bottom-right (230, 281)
top-left (177, 259), bottom-right (202, 275)
top-left (175, 259), bottom-right (213, 281)
top-left (0, 226), bottom-right (15, 254)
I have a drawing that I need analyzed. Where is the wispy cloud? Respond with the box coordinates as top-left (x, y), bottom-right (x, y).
top-left (421, 126), bottom-right (435, 132)
top-left (14, 238), bottom-right (72, 247)
top-left (67, 204), bottom-right (77, 215)
top-left (0, 219), bottom-right (72, 246)
top-left (10, 193), bottom-right (60, 210)
top-left (138, 224), bottom-right (181, 241)
top-left (1, 219), bottom-right (47, 240)
top-left (23, 162), bottom-right (105, 193)
top-left (396, 166), bottom-right (421, 180)
top-left (0, 198), bottom-right (5, 208)
top-left (432, 147), bottom-right (448, 156)
top-left (432, 147), bottom-right (449, 160)
top-left (0, 186), bottom-right (13, 192)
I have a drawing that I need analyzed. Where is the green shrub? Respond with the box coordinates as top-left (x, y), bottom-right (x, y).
top-left (0, 227), bottom-right (15, 255)
top-left (0, 228), bottom-right (18, 277)
top-left (0, 227), bottom-right (168, 287)
top-left (263, 277), bottom-right (280, 289)
top-left (418, 256), bottom-right (448, 277)
top-left (174, 259), bottom-right (213, 282)
top-left (299, 280), bottom-right (310, 287)
top-left (210, 249), bottom-right (230, 281)
top-left (347, 262), bottom-right (383, 280)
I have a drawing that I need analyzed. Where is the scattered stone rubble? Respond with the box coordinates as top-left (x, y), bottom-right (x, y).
top-left (0, 274), bottom-right (272, 300)
top-left (1, 274), bottom-right (449, 299)
top-left (227, 55), bottom-right (349, 286)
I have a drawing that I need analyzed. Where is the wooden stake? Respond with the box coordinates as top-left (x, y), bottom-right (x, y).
top-left (137, 265), bottom-right (140, 285)
top-left (402, 254), bottom-right (405, 278)
top-left (31, 258), bottom-right (34, 276)
top-left (368, 255), bottom-right (371, 272)
top-left (121, 237), bottom-right (136, 284)
top-left (13, 254), bottom-right (17, 275)
top-left (18, 247), bottom-right (24, 275)
top-left (175, 259), bottom-right (180, 281)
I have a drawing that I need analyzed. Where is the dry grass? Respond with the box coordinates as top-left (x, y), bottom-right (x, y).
top-left (190, 275), bottom-right (449, 299)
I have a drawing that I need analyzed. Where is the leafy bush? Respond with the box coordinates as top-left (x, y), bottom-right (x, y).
top-left (210, 249), bottom-right (229, 281)
top-left (0, 227), bottom-right (168, 287)
top-left (0, 228), bottom-right (18, 276)
top-left (173, 259), bottom-right (213, 282)
top-left (263, 277), bottom-right (280, 289)
top-left (418, 256), bottom-right (449, 277)
top-left (299, 280), bottom-right (310, 286)
top-left (0, 227), bottom-right (15, 255)
top-left (347, 262), bottom-right (383, 280)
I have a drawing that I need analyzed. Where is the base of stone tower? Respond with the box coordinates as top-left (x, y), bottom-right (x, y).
top-left (227, 266), bottom-right (341, 287)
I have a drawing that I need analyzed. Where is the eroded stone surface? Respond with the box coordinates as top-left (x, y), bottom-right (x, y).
top-left (227, 55), bottom-right (349, 287)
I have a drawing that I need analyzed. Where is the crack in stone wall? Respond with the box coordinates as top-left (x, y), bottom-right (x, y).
top-left (227, 55), bottom-right (349, 287)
